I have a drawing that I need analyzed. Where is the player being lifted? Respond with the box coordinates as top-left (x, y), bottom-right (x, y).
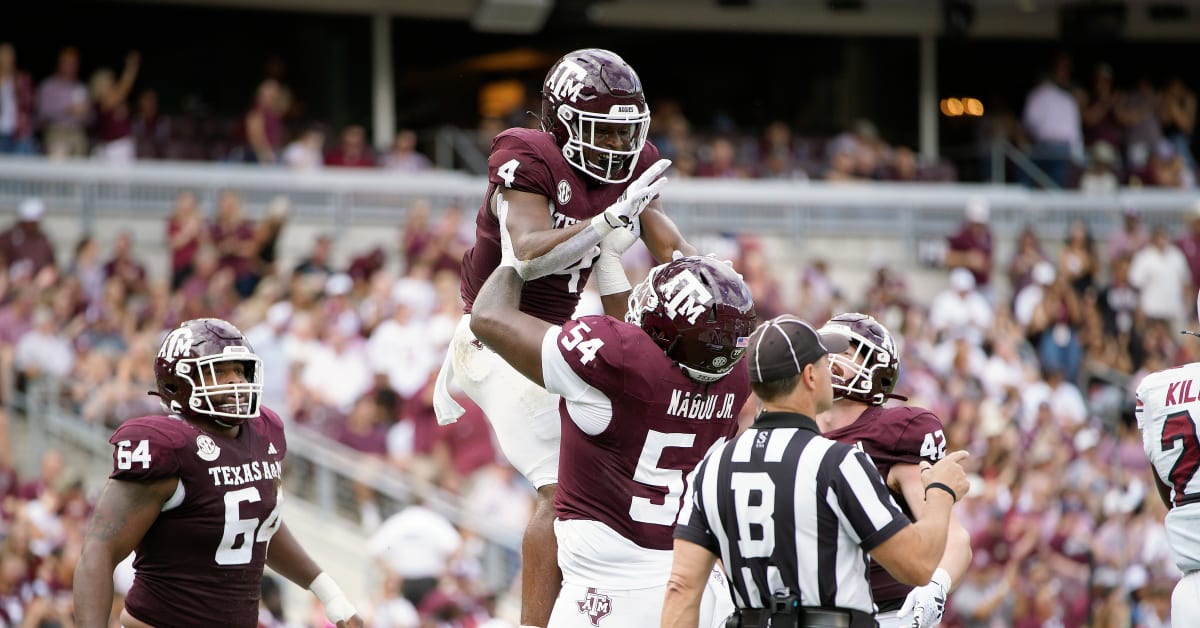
top-left (435, 48), bottom-right (696, 627)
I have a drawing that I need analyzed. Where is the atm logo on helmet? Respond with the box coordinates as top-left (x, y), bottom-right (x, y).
top-left (157, 327), bottom-right (194, 363)
top-left (546, 59), bottom-right (587, 103)
top-left (661, 270), bottom-right (713, 325)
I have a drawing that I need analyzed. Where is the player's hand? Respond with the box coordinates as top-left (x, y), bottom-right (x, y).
top-left (921, 450), bottom-right (970, 502)
top-left (897, 569), bottom-right (949, 627)
top-left (598, 158), bottom-right (670, 231)
top-left (599, 217), bottom-right (641, 258)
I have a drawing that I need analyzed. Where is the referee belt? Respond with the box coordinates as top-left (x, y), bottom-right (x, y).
top-left (733, 606), bottom-right (876, 628)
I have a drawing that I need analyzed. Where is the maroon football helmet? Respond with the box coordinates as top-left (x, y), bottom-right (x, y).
top-left (819, 312), bottom-right (900, 406)
top-left (153, 318), bottom-right (263, 425)
top-left (540, 48), bottom-right (650, 184)
top-left (626, 256), bottom-right (757, 383)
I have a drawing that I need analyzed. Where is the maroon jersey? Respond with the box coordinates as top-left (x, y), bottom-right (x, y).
top-left (549, 315), bottom-right (750, 550)
top-left (460, 128), bottom-right (663, 325)
top-left (110, 408), bottom-right (288, 628)
top-left (823, 404), bottom-right (947, 608)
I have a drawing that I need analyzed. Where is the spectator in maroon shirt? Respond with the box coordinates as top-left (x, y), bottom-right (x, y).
top-left (0, 43), bottom-right (36, 155)
top-left (325, 124), bottom-right (376, 168)
top-left (243, 79), bottom-right (284, 164)
top-left (208, 189), bottom-right (260, 297)
top-left (88, 51), bottom-right (139, 163)
top-left (0, 198), bottom-right (55, 276)
top-left (102, 230), bottom-right (147, 297)
top-left (131, 88), bottom-right (170, 160)
top-left (944, 196), bottom-right (994, 297)
top-left (166, 189), bottom-right (206, 290)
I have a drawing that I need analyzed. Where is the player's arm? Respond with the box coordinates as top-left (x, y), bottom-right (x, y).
top-left (1152, 469), bottom-right (1173, 509)
top-left (470, 265), bottom-right (553, 387)
top-left (495, 159), bottom-right (671, 281)
top-left (661, 538), bottom-right (718, 628)
top-left (892, 462), bottom-right (972, 589)
top-left (867, 452), bottom-right (970, 586)
top-left (73, 476), bottom-right (177, 628)
top-left (639, 202), bottom-right (698, 263)
top-left (266, 522), bottom-right (362, 627)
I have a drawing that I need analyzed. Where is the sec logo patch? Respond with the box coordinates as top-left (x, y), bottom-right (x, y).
top-left (196, 435), bottom-right (221, 462)
top-left (557, 179), bottom-right (572, 205)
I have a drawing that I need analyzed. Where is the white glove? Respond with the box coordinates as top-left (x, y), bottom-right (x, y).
top-left (591, 158), bottom-right (671, 235)
top-left (595, 220), bottom-right (641, 296)
top-left (897, 568), bottom-right (950, 628)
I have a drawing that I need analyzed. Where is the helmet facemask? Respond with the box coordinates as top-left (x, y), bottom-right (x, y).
top-left (558, 104), bottom-right (650, 183)
top-left (824, 327), bottom-right (897, 406)
top-left (169, 347), bottom-right (263, 425)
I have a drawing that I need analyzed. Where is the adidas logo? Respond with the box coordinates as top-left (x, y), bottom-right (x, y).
top-left (267, 443), bottom-right (278, 455)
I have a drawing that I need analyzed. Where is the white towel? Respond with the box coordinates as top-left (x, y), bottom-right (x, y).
top-left (433, 346), bottom-right (466, 425)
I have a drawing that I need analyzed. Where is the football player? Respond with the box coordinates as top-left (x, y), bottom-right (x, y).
top-left (469, 202), bottom-right (753, 627)
top-left (1135, 293), bottom-right (1200, 621)
top-left (74, 318), bottom-right (361, 628)
top-left (436, 48), bottom-right (696, 627)
top-left (816, 313), bottom-right (972, 628)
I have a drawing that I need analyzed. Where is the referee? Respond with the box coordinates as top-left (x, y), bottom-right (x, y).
top-left (661, 316), bottom-right (970, 628)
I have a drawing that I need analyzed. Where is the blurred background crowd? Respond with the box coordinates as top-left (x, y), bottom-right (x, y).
top-left (0, 39), bottom-right (1195, 189)
top-left (0, 185), bottom-right (1195, 626)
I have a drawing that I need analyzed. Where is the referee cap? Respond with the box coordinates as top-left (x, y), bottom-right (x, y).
top-left (748, 315), bottom-right (850, 383)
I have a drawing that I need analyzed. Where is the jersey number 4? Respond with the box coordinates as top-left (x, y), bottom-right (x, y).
top-left (215, 487), bottom-right (283, 565)
top-left (1162, 410), bottom-right (1200, 507)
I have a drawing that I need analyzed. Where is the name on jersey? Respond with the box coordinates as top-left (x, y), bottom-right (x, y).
top-left (552, 210), bottom-right (581, 229)
top-left (207, 458), bottom-right (282, 487)
top-left (1164, 379), bottom-right (1200, 406)
top-left (667, 390), bottom-right (738, 421)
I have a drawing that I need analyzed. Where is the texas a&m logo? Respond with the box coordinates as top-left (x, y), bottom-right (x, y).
top-left (577, 587), bottom-right (612, 626)
top-left (546, 59), bottom-right (588, 103)
top-left (660, 269), bottom-right (713, 325)
top-left (157, 327), bottom-right (194, 362)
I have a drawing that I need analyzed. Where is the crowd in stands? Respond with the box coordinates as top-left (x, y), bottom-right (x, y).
top-left (2, 42), bottom-right (1195, 189)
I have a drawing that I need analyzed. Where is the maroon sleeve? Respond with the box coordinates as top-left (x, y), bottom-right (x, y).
top-left (109, 418), bottom-right (186, 481)
top-left (556, 315), bottom-right (630, 397)
top-left (488, 132), bottom-right (556, 196)
top-left (892, 407), bottom-right (948, 464)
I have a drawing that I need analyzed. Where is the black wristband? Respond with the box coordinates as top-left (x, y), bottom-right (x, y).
top-left (925, 482), bottom-right (958, 503)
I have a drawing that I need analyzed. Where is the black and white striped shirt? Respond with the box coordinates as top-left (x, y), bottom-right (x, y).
top-left (675, 411), bottom-right (911, 615)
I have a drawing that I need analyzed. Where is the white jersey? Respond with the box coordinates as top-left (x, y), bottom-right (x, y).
top-left (1136, 364), bottom-right (1200, 573)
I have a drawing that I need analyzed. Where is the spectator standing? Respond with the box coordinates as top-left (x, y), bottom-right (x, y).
top-left (1105, 205), bottom-right (1149, 263)
top-left (0, 43), bottom-right (36, 154)
top-left (944, 197), bottom-right (994, 296)
top-left (1129, 226), bottom-right (1190, 331)
top-left (1020, 51), bottom-right (1084, 188)
top-left (208, 190), bottom-right (260, 298)
top-left (243, 79), bottom-right (284, 164)
top-left (88, 51), bottom-right (140, 163)
top-left (131, 89), bottom-right (170, 160)
top-left (1125, 76), bottom-right (1163, 175)
top-left (36, 47), bottom-right (89, 159)
top-left (1160, 76), bottom-right (1196, 171)
top-left (166, 190), bottom-right (206, 290)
